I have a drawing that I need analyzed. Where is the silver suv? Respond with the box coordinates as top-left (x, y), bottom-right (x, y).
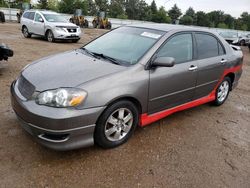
top-left (21, 10), bottom-right (82, 43)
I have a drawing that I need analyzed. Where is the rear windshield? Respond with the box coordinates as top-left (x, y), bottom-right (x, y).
top-left (84, 27), bottom-right (165, 65)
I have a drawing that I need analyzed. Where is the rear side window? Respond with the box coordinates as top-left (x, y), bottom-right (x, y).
top-left (23, 12), bottom-right (30, 18)
top-left (157, 33), bottom-right (193, 64)
top-left (218, 42), bottom-right (225, 55)
top-left (196, 33), bottom-right (220, 59)
top-left (28, 12), bottom-right (35, 20)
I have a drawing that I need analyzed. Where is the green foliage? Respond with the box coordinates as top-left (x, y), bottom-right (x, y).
top-left (37, 0), bottom-right (48, 9)
top-left (48, 0), bottom-right (59, 12)
top-left (217, 23), bottom-right (228, 29)
top-left (58, 0), bottom-right (88, 14)
top-left (117, 13), bottom-right (128, 19)
top-left (87, 0), bottom-right (97, 16)
top-left (152, 6), bottom-right (170, 23)
top-left (208, 10), bottom-right (225, 27)
top-left (196, 11), bottom-right (210, 26)
top-left (180, 15), bottom-right (193, 25)
top-left (109, 0), bottom-right (126, 18)
top-left (95, 0), bottom-right (109, 12)
top-left (150, 0), bottom-right (157, 14)
top-left (168, 4), bottom-right (182, 23)
top-left (0, 0), bottom-right (8, 8)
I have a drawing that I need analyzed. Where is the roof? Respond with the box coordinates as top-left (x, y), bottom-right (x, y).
top-left (27, 9), bottom-right (58, 15)
top-left (128, 23), bottom-right (210, 32)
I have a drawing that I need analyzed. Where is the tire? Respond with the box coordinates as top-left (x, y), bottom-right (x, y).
top-left (107, 22), bottom-right (111, 29)
top-left (92, 21), bottom-right (97, 28)
top-left (94, 100), bottom-right (139, 148)
top-left (46, 30), bottom-right (55, 42)
top-left (213, 77), bottom-right (231, 106)
top-left (240, 40), bottom-right (246, 46)
top-left (22, 26), bottom-right (31, 38)
top-left (84, 21), bottom-right (89, 28)
top-left (72, 39), bottom-right (80, 43)
top-left (0, 11), bottom-right (5, 23)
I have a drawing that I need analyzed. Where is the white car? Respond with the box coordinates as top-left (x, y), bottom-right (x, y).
top-left (21, 10), bottom-right (82, 43)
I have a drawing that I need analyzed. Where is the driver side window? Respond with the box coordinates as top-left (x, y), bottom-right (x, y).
top-left (157, 33), bottom-right (193, 64)
top-left (35, 13), bottom-right (42, 22)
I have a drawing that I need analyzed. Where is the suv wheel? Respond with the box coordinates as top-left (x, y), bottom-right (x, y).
top-left (72, 39), bottom-right (80, 43)
top-left (240, 40), bottom-right (246, 46)
top-left (22, 26), bottom-right (31, 38)
top-left (46, 30), bottom-right (55, 42)
top-left (94, 100), bottom-right (139, 148)
top-left (213, 77), bottom-right (231, 106)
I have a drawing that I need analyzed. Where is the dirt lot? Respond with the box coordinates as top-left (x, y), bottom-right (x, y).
top-left (0, 23), bottom-right (250, 188)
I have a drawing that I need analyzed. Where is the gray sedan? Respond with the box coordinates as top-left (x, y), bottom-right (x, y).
top-left (11, 24), bottom-right (243, 151)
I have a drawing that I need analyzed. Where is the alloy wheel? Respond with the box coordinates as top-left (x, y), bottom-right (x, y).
top-left (104, 108), bottom-right (133, 142)
top-left (217, 80), bottom-right (229, 102)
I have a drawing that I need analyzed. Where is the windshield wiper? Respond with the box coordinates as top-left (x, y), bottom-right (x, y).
top-left (80, 48), bottom-right (100, 59)
top-left (91, 52), bottom-right (121, 65)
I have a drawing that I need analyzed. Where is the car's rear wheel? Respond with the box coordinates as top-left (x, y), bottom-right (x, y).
top-left (213, 77), bottom-right (231, 106)
top-left (22, 26), bottom-right (31, 38)
top-left (94, 100), bottom-right (139, 148)
top-left (46, 30), bottom-right (55, 42)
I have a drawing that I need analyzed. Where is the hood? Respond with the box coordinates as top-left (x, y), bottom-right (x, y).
top-left (22, 50), bottom-right (126, 91)
top-left (49, 22), bottom-right (78, 28)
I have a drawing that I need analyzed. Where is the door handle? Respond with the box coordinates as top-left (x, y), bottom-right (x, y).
top-left (189, 65), bottom-right (198, 71)
top-left (220, 59), bottom-right (227, 64)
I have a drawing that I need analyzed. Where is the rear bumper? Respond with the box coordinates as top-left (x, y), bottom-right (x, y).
top-left (232, 65), bottom-right (243, 90)
top-left (11, 81), bottom-right (105, 151)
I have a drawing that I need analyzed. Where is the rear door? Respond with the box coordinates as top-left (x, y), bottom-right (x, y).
top-left (148, 32), bottom-right (198, 114)
top-left (193, 32), bottom-right (226, 100)
top-left (26, 11), bottom-right (35, 33)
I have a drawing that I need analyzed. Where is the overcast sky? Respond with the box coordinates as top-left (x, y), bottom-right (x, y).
top-left (146, 0), bottom-right (250, 18)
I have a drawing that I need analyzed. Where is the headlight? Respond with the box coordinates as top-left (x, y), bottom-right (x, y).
top-left (55, 27), bottom-right (66, 32)
top-left (36, 88), bottom-right (87, 107)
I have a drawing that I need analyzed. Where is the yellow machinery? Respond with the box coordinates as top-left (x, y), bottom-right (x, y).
top-left (92, 11), bottom-right (111, 29)
top-left (70, 9), bottom-right (89, 28)
top-left (17, 2), bottom-right (31, 23)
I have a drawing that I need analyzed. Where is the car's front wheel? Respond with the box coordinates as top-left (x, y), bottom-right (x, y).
top-left (213, 77), bottom-right (231, 106)
top-left (72, 39), bottom-right (80, 43)
top-left (46, 30), bottom-right (55, 42)
top-left (94, 100), bottom-right (139, 148)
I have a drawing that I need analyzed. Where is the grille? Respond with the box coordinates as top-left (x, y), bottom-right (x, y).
top-left (17, 75), bottom-right (35, 99)
top-left (67, 28), bottom-right (77, 33)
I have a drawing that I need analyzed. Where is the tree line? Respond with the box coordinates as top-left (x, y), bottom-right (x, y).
top-left (1, 0), bottom-right (250, 31)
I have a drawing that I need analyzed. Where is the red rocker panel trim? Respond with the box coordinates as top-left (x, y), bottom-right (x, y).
top-left (140, 64), bottom-right (242, 127)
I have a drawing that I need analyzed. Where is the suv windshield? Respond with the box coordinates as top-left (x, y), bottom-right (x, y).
top-left (43, 14), bottom-right (67, 22)
top-left (84, 27), bottom-right (165, 65)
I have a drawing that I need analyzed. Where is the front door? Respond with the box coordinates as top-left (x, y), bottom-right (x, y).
top-left (148, 33), bottom-right (198, 114)
top-left (33, 13), bottom-right (45, 36)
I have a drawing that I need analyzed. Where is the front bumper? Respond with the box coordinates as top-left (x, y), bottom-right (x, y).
top-left (11, 81), bottom-right (105, 151)
top-left (52, 28), bottom-right (81, 40)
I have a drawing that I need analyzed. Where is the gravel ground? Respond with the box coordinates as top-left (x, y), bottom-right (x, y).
top-left (0, 23), bottom-right (250, 188)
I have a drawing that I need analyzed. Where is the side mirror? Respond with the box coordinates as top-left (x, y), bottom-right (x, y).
top-left (38, 18), bottom-right (44, 23)
top-left (152, 57), bottom-right (175, 67)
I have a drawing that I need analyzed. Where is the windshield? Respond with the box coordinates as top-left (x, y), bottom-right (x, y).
top-left (220, 32), bottom-right (238, 38)
top-left (43, 14), bottom-right (68, 23)
top-left (84, 27), bottom-right (165, 65)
